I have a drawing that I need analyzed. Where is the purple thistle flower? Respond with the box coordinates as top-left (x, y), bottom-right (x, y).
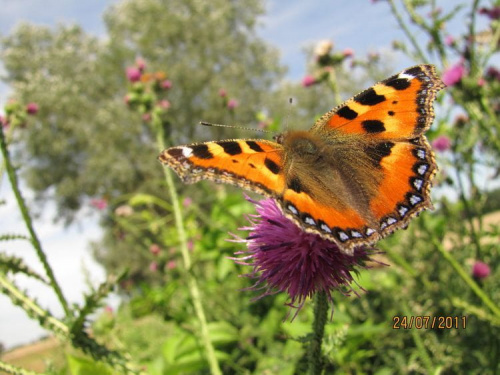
top-left (479, 6), bottom-right (500, 20)
top-left (432, 135), bottom-right (452, 152)
top-left (26, 102), bottom-right (39, 115)
top-left (126, 67), bottom-right (142, 82)
top-left (230, 197), bottom-right (379, 316)
top-left (442, 63), bottom-right (466, 86)
top-left (161, 79), bottom-right (172, 89)
top-left (445, 35), bottom-right (455, 46)
top-left (90, 198), bottom-right (108, 210)
top-left (472, 261), bottom-right (491, 279)
top-left (227, 98), bottom-right (238, 109)
top-left (302, 75), bottom-right (317, 87)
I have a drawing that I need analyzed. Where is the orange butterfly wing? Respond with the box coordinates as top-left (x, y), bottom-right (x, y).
top-left (279, 64), bottom-right (443, 250)
top-left (158, 139), bottom-right (285, 197)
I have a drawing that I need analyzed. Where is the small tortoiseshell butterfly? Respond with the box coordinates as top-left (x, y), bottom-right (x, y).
top-left (159, 65), bottom-right (445, 254)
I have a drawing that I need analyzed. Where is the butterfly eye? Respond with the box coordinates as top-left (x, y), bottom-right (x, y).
top-left (273, 133), bottom-right (284, 144)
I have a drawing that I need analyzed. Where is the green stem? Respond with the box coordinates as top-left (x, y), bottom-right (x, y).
top-left (423, 222), bottom-right (500, 319)
top-left (155, 126), bottom-right (221, 375)
top-left (308, 291), bottom-right (328, 375)
top-left (388, 0), bottom-right (427, 62)
top-left (0, 127), bottom-right (70, 316)
top-left (0, 361), bottom-right (41, 375)
top-left (467, 0), bottom-right (481, 75)
top-left (0, 273), bottom-right (68, 336)
top-left (327, 68), bottom-right (342, 105)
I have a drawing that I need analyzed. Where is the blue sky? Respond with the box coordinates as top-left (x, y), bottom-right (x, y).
top-left (0, 0), bottom-right (478, 349)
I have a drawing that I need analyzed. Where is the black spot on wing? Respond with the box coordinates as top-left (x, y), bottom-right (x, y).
top-left (167, 148), bottom-right (184, 158)
top-left (337, 106), bottom-right (358, 120)
top-left (405, 66), bottom-right (424, 77)
top-left (246, 140), bottom-right (264, 152)
top-left (388, 111), bottom-right (395, 116)
top-left (361, 120), bottom-right (385, 133)
top-left (264, 158), bottom-right (281, 174)
top-left (219, 141), bottom-right (242, 155)
top-left (384, 77), bottom-right (411, 90)
top-left (288, 177), bottom-right (305, 193)
top-left (365, 142), bottom-right (395, 168)
top-left (354, 88), bottom-right (385, 106)
top-left (192, 144), bottom-right (213, 159)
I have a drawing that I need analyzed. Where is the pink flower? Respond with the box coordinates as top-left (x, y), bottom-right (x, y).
top-left (135, 57), bottom-right (146, 72)
top-left (25, 102), bottom-right (39, 115)
top-left (432, 135), bottom-right (452, 152)
top-left (477, 77), bottom-right (486, 86)
top-left (166, 260), bottom-right (177, 270)
top-left (187, 240), bottom-right (194, 251)
top-left (182, 197), bottom-right (192, 207)
top-left (230, 197), bottom-right (378, 315)
top-left (342, 48), bottom-right (354, 58)
top-left (486, 66), bottom-right (500, 81)
top-left (158, 100), bottom-right (170, 109)
top-left (142, 113), bottom-right (151, 122)
top-left (126, 67), bottom-right (142, 82)
top-left (218, 88), bottom-right (227, 97)
top-left (149, 261), bottom-right (158, 272)
top-left (90, 198), bottom-right (108, 210)
top-left (161, 79), bottom-right (172, 89)
top-left (301, 75), bottom-right (316, 87)
top-left (150, 244), bottom-right (161, 256)
top-left (479, 6), bottom-right (500, 20)
top-left (227, 99), bottom-right (238, 109)
top-left (0, 116), bottom-right (8, 129)
top-left (258, 120), bottom-right (270, 130)
top-left (445, 35), bottom-right (455, 46)
top-left (442, 63), bottom-right (466, 86)
top-left (472, 261), bottom-right (491, 279)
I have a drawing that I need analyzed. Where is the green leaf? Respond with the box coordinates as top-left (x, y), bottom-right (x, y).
top-left (66, 354), bottom-right (113, 375)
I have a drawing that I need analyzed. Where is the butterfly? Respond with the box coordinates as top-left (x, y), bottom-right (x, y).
top-left (159, 65), bottom-right (445, 254)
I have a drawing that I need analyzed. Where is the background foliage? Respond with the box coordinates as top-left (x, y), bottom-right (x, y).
top-left (1, 0), bottom-right (499, 374)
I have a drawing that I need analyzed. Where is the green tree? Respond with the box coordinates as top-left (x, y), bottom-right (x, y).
top-left (1, 0), bottom-right (284, 279)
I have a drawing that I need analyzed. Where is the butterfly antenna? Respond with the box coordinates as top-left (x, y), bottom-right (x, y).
top-left (200, 121), bottom-right (271, 134)
top-left (284, 97), bottom-right (293, 132)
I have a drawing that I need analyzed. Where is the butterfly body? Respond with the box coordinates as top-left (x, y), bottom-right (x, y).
top-left (159, 65), bottom-right (445, 254)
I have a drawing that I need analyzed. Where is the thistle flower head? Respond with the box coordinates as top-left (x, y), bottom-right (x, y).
top-left (472, 261), bottom-right (491, 279)
top-left (230, 197), bottom-right (378, 315)
top-left (432, 135), bottom-right (452, 152)
top-left (442, 62), bottom-right (466, 86)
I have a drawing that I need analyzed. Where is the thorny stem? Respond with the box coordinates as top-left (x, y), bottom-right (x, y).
top-left (388, 0), bottom-right (427, 62)
top-left (468, 0), bottom-right (481, 76)
top-left (308, 291), bottom-right (328, 375)
top-left (0, 126), bottom-right (70, 316)
top-left (0, 273), bottom-right (68, 336)
top-left (156, 123), bottom-right (222, 375)
top-left (450, 142), bottom-right (483, 258)
top-left (0, 274), bottom-right (145, 374)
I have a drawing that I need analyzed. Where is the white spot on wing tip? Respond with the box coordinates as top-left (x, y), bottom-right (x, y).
top-left (182, 147), bottom-right (193, 157)
top-left (399, 72), bottom-right (415, 80)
